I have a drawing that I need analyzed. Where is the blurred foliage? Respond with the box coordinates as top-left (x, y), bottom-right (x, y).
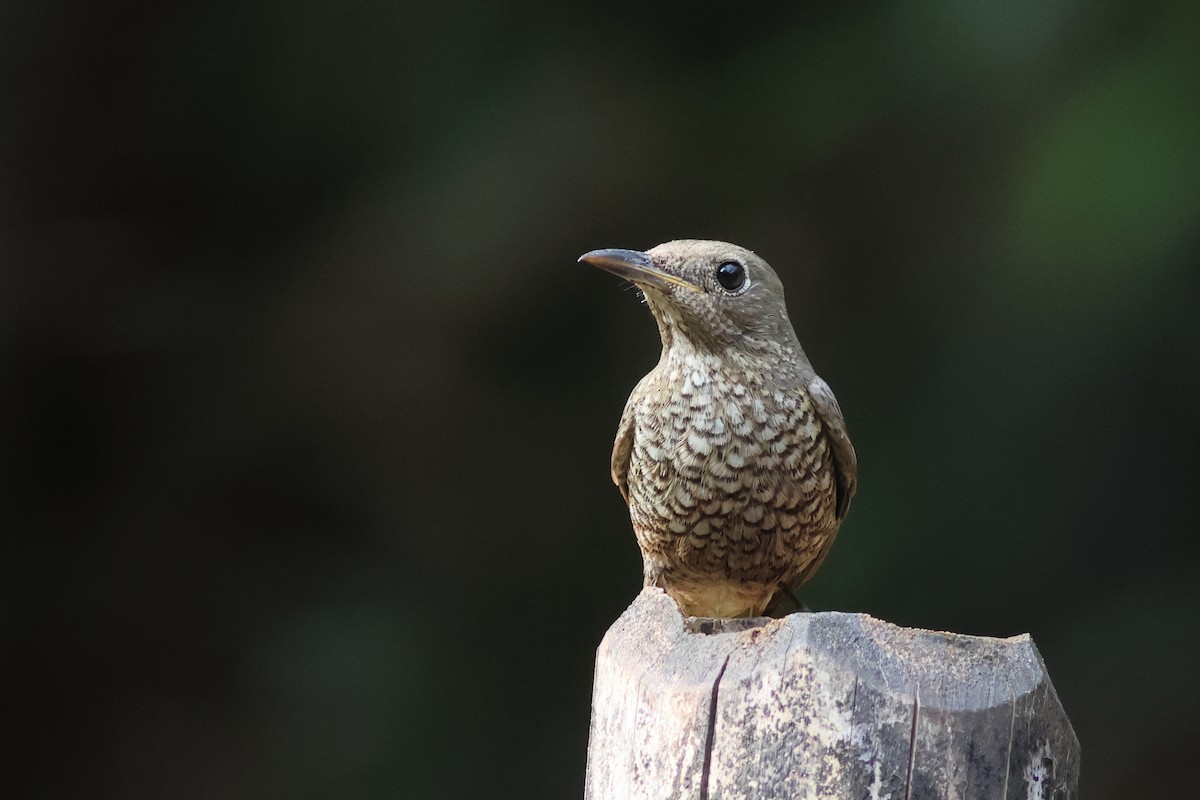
top-left (4, 1), bottom-right (1199, 797)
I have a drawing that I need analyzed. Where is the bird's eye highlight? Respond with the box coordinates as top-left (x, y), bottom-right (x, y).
top-left (715, 261), bottom-right (747, 292)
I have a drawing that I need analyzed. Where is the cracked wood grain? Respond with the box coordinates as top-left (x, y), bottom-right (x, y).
top-left (585, 588), bottom-right (1079, 800)
top-left (698, 655), bottom-right (730, 800)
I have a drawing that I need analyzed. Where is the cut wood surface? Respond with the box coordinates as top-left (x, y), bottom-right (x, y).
top-left (586, 588), bottom-right (1078, 800)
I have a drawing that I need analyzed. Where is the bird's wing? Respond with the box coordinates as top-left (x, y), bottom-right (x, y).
top-left (767, 376), bottom-right (858, 613)
top-left (808, 374), bottom-right (858, 520)
top-left (610, 401), bottom-right (636, 505)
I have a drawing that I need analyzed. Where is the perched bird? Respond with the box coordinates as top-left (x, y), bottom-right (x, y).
top-left (580, 240), bottom-right (857, 618)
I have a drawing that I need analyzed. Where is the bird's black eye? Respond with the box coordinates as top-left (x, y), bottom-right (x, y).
top-left (715, 261), bottom-right (747, 292)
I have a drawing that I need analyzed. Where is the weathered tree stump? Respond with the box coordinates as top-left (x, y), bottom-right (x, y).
top-left (586, 588), bottom-right (1078, 800)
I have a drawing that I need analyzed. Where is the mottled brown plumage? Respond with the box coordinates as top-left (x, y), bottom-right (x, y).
top-left (580, 240), bottom-right (857, 618)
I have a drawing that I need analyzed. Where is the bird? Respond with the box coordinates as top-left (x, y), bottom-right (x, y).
top-left (579, 240), bottom-right (857, 618)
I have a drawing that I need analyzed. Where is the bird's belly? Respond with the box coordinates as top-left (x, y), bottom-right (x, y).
top-left (627, 434), bottom-right (838, 587)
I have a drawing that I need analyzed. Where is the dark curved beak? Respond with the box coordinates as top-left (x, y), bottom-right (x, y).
top-left (578, 248), bottom-right (702, 292)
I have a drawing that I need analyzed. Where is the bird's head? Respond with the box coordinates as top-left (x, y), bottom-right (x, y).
top-left (580, 240), bottom-right (799, 354)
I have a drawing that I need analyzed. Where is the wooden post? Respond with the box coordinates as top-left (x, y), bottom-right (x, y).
top-left (586, 588), bottom-right (1078, 800)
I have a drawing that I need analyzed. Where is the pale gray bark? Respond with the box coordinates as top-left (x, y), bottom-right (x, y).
top-left (586, 588), bottom-right (1078, 800)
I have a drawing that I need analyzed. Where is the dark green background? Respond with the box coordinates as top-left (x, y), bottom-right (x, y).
top-left (5, 2), bottom-right (1198, 797)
